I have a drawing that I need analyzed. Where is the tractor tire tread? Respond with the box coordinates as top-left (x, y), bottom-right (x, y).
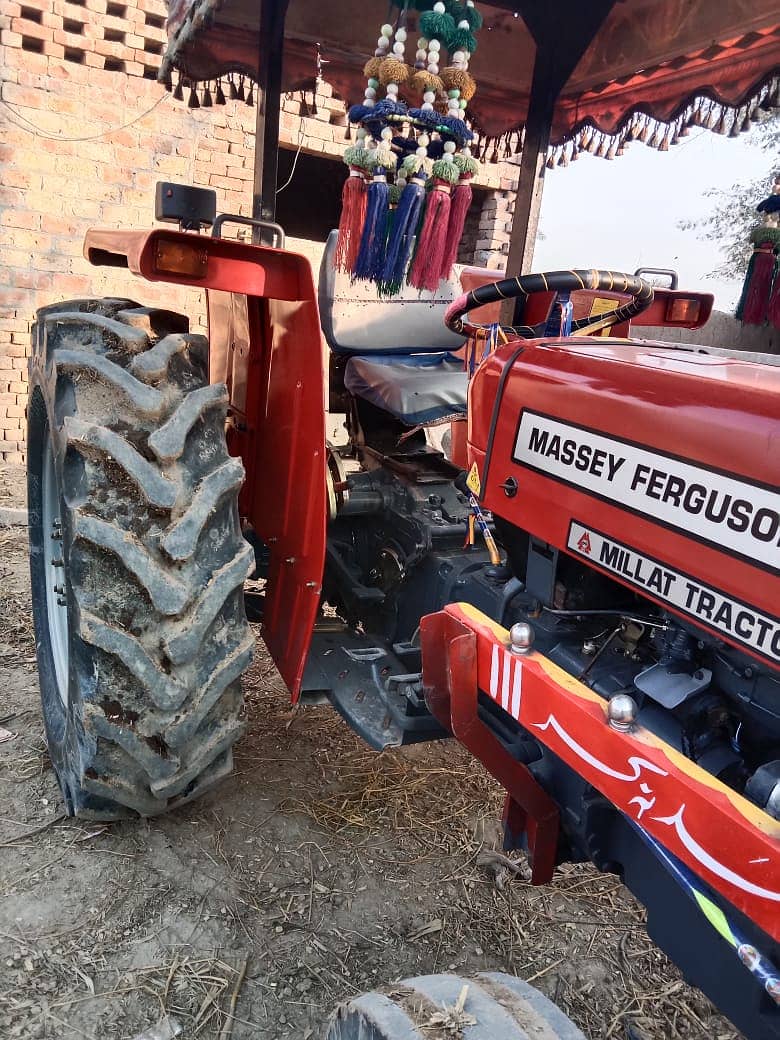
top-left (28, 297), bottom-right (253, 820)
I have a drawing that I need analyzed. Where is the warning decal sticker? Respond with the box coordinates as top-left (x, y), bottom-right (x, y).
top-left (513, 411), bottom-right (780, 573)
top-left (567, 521), bottom-right (780, 665)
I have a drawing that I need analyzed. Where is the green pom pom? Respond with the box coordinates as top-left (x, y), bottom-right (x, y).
top-left (453, 2), bottom-right (482, 30)
top-left (420, 10), bottom-right (455, 41)
top-left (750, 224), bottom-right (780, 248)
top-left (454, 153), bottom-right (479, 176)
top-left (432, 158), bottom-right (460, 183)
top-left (343, 145), bottom-right (372, 169)
top-left (444, 25), bottom-right (477, 52)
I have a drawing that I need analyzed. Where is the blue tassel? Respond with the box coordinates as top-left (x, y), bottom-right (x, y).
top-left (378, 175), bottom-right (426, 296)
top-left (353, 170), bottom-right (390, 282)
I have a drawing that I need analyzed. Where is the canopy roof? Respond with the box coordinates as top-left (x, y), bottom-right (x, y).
top-left (162, 0), bottom-right (780, 153)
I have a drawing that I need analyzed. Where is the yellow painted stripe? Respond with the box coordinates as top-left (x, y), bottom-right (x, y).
top-left (693, 891), bottom-right (737, 947)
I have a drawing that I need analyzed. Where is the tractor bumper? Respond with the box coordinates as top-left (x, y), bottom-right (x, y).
top-left (420, 603), bottom-right (780, 943)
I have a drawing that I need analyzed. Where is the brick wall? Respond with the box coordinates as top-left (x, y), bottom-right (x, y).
top-left (0, 0), bottom-right (516, 461)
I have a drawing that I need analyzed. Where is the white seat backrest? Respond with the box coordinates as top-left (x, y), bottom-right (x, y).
top-left (318, 230), bottom-right (466, 355)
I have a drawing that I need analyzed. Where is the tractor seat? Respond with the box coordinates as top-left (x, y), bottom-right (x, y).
top-left (319, 230), bottom-right (468, 426)
top-left (344, 353), bottom-right (467, 425)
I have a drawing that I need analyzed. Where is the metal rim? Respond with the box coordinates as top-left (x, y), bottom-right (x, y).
top-left (42, 436), bottom-right (69, 707)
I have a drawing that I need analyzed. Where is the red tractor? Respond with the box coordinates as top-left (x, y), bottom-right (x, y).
top-left (25, 1), bottom-right (780, 1037)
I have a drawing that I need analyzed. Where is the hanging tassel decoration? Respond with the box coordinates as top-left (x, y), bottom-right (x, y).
top-left (379, 171), bottom-right (427, 295)
top-left (353, 166), bottom-right (390, 281)
top-left (215, 78), bottom-right (226, 105)
top-left (335, 151), bottom-right (370, 273)
top-left (736, 230), bottom-right (779, 324)
top-left (767, 250), bottom-right (780, 329)
top-left (439, 154), bottom-right (478, 280)
top-left (408, 179), bottom-right (452, 292)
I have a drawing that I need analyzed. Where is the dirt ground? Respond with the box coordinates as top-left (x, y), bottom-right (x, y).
top-left (0, 462), bottom-right (740, 1040)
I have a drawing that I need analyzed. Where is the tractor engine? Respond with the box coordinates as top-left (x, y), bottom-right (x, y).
top-left (322, 336), bottom-right (780, 834)
top-left (468, 336), bottom-right (780, 825)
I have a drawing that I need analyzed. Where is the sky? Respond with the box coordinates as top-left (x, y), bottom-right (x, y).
top-left (532, 124), bottom-right (771, 311)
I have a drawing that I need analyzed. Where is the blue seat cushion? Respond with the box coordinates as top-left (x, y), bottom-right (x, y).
top-left (344, 353), bottom-right (467, 426)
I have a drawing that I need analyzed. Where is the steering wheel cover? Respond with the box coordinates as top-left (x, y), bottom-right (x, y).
top-left (445, 269), bottom-right (654, 339)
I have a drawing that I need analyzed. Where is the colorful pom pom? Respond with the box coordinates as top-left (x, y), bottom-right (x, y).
top-left (410, 70), bottom-right (444, 96)
top-left (378, 57), bottom-right (413, 86)
top-left (363, 57), bottom-right (383, 79)
top-left (440, 67), bottom-right (476, 100)
top-left (443, 25), bottom-right (477, 52)
top-left (419, 9), bottom-right (455, 41)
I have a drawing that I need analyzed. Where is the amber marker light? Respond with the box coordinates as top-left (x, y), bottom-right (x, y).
top-left (154, 238), bottom-right (209, 277)
top-left (665, 297), bottom-right (701, 324)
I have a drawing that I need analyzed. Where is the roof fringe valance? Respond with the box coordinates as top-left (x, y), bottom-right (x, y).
top-left (162, 66), bottom-right (779, 167)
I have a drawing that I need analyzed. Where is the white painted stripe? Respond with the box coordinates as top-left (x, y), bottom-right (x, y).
top-left (490, 644), bottom-right (499, 699)
top-left (501, 651), bottom-right (510, 710)
top-left (510, 656), bottom-right (522, 718)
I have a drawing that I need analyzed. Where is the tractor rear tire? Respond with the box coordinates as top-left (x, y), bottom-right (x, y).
top-left (27, 298), bottom-right (254, 819)
top-left (325, 971), bottom-right (585, 1039)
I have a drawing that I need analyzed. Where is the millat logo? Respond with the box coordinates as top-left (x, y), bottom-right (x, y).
top-left (577, 531), bottom-right (592, 554)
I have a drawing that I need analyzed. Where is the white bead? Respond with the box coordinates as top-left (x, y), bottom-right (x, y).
top-left (458, 19), bottom-right (469, 29)
top-left (363, 98), bottom-right (375, 108)
top-left (443, 152), bottom-right (454, 162)
top-left (433, 1), bottom-right (446, 11)
top-left (396, 176), bottom-right (407, 187)
top-left (381, 126), bottom-right (393, 139)
top-left (466, 0), bottom-right (475, 6)
top-left (421, 102), bottom-right (434, 111)
top-left (428, 39), bottom-right (440, 51)
top-left (392, 41), bottom-right (405, 55)
top-left (416, 146), bottom-right (428, 157)
top-left (416, 49), bottom-right (427, 62)
top-left (364, 86), bottom-right (376, 99)
top-left (447, 100), bottom-right (460, 111)
top-left (381, 23), bottom-right (393, 36)
top-left (377, 36), bottom-right (390, 49)
top-left (395, 28), bottom-right (407, 42)
top-left (452, 50), bottom-right (466, 63)
top-left (462, 146), bottom-right (471, 157)
top-left (423, 90), bottom-right (436, 103)
top-left (427, 62), bottom-right (439, 74)
top-left (418, 133), bottom-right (430, 146)
top-left (418, 37), bottom-right (428, 47)
top-left (386, 83), bottom-right (399, 95)
top-left (443, 140), bottom-right (456, 152)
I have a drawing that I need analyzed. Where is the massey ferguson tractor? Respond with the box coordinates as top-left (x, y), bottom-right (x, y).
top-left (25, 0), bottom-right (780, 1036)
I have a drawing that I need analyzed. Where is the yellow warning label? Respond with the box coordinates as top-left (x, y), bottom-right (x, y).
top-left (572, 296), bottom-right (618, 337)
top-left (466, 462), bottom-right (481, 495)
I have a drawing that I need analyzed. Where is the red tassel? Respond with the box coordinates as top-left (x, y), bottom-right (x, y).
top-left (742, 241), bottom-right (776, 325)
top-left (767, 257), bottom-right (780, 329)
top-left (409, 180), bottom-right (452, 293)
top-left (335, 168), bottom-right (367, 272)
top-left (439, 175), bottom-right (473, 281)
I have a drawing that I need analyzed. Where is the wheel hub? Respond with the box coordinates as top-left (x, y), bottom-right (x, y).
top-left (42, 440), bottom-right (69, 706)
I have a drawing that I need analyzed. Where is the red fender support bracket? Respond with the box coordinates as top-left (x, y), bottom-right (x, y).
top-left (419, 607), bottom-right (560, 884)
top-left (420, 603), bottom-right (780, 941)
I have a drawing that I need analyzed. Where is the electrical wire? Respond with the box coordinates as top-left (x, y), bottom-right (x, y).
top-left (275, 127), bottom-right (305, 194)
top-left (0, 93), bottom-right (168, 143)
top-left (545, 607), bottom-right (668, 629)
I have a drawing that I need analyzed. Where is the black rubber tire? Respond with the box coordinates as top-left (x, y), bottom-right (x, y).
top-left (325, 971), bottom-right (585, 1039)
top-left (27, 298), bottom-right (254, 819)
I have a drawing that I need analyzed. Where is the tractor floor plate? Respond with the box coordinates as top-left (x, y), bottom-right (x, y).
top-left (301, 627), bottom-right (446, 750)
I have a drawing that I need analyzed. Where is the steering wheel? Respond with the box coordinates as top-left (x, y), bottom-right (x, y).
top-left (444, 269), bottom-right (654, 339)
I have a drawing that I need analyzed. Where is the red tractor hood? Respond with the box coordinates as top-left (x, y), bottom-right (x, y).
top-left (469, 340), bottom-right (780, 670)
